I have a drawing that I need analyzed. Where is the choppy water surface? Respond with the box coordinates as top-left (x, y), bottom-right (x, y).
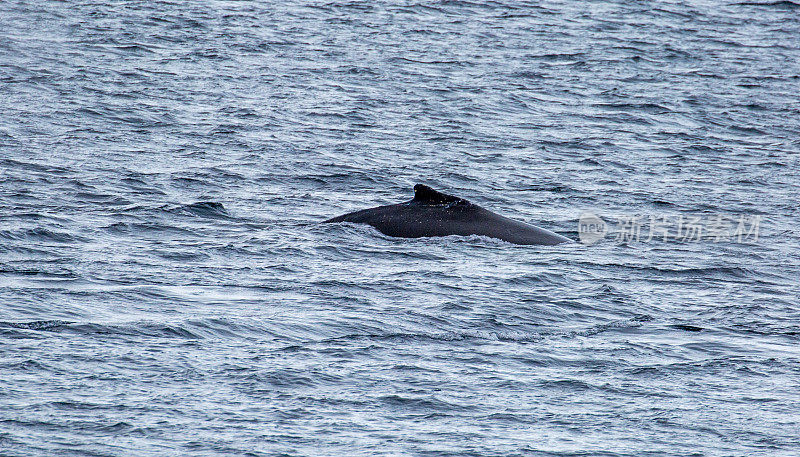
top-left (2, 0), bottom-right (799, 455)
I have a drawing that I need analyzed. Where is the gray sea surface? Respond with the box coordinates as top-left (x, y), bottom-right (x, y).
top-left (1, 0), bottom-right (799, 456)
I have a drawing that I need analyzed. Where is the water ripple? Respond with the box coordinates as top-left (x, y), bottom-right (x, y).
top-left (1, 0), bottom-right (799, 455)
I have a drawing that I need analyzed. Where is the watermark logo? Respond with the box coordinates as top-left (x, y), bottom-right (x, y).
top-left (578, 212), bottom-right (608, 245)
top-left (577, 212), bottom-right (761, 244)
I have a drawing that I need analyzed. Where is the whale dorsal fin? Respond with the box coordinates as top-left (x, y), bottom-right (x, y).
top-left (412, 184), bottom-right (466, 205)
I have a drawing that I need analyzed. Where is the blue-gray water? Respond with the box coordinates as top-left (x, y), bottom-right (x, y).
top-left (2, 1), bottom-right (799, 455)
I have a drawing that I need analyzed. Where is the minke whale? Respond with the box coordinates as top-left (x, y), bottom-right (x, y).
top-left (324, 184), bottom-right (571, 245)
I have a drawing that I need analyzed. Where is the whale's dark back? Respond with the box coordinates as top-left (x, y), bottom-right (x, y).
top-left (325, 184), bottom-right (570, 245)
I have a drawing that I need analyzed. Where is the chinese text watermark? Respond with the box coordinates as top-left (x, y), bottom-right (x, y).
top-left (578, 212), bottom-right (761, 245)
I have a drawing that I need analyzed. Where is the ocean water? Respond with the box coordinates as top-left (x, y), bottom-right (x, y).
top-left (1, 0), bottom-right (799, 455)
